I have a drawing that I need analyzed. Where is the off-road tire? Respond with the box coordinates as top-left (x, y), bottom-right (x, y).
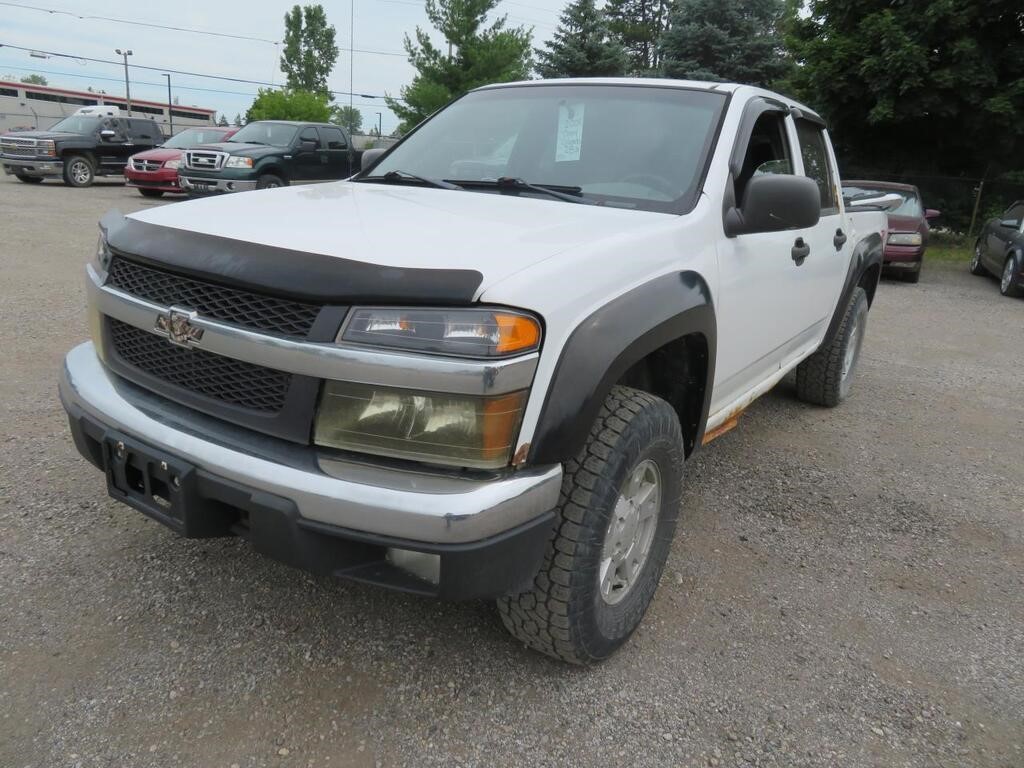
top-left (969, 242), bottom-right (988, 276)
top-left (795, 286), bottom-right (868, 407)
top-left (139, 188), bottom-right (164, 198)
top-left (256, 173), bottom-right (285, 190)
top-left (497, 386), bottom-right (684, 665)
top-left (15, 175), bottom-right (43, 184)
top-left (62, 154), bottom-right (95, 187)
top-left (1001, 254), bottom-right (1024, 298)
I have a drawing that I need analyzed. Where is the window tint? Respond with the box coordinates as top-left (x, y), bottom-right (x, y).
top-left (735, 111), bottom-right (792, 204)
top-left (130, 120), bottom-right (154, 140)
top-left (795, 121), bottom-right (839, 213)
top-left (321, 127), bottom-right (347, 149)
top-left (299, 127), bottom-right (320, 148)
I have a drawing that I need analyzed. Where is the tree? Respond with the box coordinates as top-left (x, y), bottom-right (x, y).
top-left (385, 0), bottom-right (533, 133)
top-left (245, 88), bottom-right (332, 123)
top-left (233, 113), bottom-right (243, 126)
top-left (604, 0), bottom-right (672, 73)
top-left (787, 0), bottom-right (1024, 182)
top-left (535, 0), bottom-right (628, 78)
top-left (658, 0), bottom-right (790, 88)
top-left (217, 113), bottom-right (230, 127)
top-left (331, 105), bottom-right (363, 133)
top-left (280, 4), bottom-right (339, 97)
top-left (21, 74), bottom-right (48, 85)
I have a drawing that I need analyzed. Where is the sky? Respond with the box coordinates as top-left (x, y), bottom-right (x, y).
top-left (0, 0), bottom-right (567, 135)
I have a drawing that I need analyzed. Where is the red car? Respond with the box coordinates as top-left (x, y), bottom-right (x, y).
top-left (843, 180), bottom-right (940, 283)
top-left (124, 126), bottom-right (238, 197)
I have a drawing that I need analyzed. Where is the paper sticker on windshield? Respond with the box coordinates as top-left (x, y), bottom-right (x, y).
top-left (555, 102), bottom-right (585, 162)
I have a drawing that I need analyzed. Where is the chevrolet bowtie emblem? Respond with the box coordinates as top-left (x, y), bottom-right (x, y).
top-left (155, 307), bottom-right (204, 347)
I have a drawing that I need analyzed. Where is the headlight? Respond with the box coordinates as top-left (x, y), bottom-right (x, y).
top-left (40, 140), bottom-right (56, 156)
top-left (163, 159), bottom-right (181, 170)
top-left (314, 382), bottom-right (527, 469)
top-left (225, 156), bottom-right (254, 168)
top-left (341, 308), bottom-right (541, 358)
top-left (888, 232), bottom-right (922, 246)
top-left (92, 234), bottom-right (113, 276)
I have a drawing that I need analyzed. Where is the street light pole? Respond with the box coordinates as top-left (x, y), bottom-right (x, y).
top-left (163, 73), bottom-right (173, 136)
top-left (376, 112), bottom-right (382, 138)
top-left (115, 48), bottom-right (133, 115)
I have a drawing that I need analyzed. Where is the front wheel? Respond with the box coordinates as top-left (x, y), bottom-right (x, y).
top-left (497, 386), bottom-right (684, 665)
top-left (62, 155), bottom-right (94, 187)
top-left (1001, 254), bottom-right (1024, 298)
top-left (899, 265), bottom-right (921, 284)
top-left (970, 242), bottom-right (988, 276)
top-left (795, 286), bottom-right (868, 407)
top-left (138, 188), bottom-right (164, 198)
top-left (256, 173), bottom-right (285, 190)
top-left (15, 175), bottom-right (43, 184)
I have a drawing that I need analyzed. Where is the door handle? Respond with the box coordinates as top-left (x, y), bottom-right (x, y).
top-left (792, 237), bottom-right (810, 264)
top-left (833, 229), bottom-right (847, 250)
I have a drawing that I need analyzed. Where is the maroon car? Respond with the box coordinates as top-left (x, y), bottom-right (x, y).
top-left (843, 180), bottom-right (940, 283)
top-left (124, 126), bottom-right (237, 197)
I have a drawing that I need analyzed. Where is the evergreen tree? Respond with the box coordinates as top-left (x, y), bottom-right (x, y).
top-left (385, 0), bottom-right (533, 133)
top-left (280, 4), bottom-right (339, 97)
top-left (217, 113), bottom-right (230, 127)
top-left (604, 0), bottom-right (672, 73)
top-left (658, 0), bottom-right (790, 87)
top-left (233, 113), bottom-right (243, 126)
top-left (536, 0), bottom-right (628, 78)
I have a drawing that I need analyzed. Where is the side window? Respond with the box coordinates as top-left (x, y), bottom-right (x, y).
top-left (795, 121), bottom-right (840, 214)
top-left (131, 120), bottom-right (153, 140)
top-left (1003, 203), bottom-right (1024, 227)
top-left (320, 127), bottom-right (347, 150)
top-left (299, 127), bottom-right (321, 148)
top-left (735, 111), bottom-right (793, 204)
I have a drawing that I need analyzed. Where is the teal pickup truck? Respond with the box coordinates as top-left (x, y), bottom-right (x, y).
top-left (178, 120), bottom-right (360, 194)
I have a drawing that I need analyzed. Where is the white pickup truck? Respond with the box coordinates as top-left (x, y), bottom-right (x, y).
top-left (59, 78), bottom-right (886, 664)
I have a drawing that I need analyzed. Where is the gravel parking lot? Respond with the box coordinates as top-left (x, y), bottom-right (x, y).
top-left (1, 175), bottom-right (1022, 768)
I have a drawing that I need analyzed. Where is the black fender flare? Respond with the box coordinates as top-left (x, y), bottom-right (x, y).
top-left (821, 231), bottom-right (883, 350)
top-left (528, 271), bottom-right (716, 465)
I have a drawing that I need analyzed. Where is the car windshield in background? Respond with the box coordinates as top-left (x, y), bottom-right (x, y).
top-left (845, 186), bottom-right (923, 218)
top-left (364, 84), bottom-right (728, 214)
top-left (48, 116), bottom-right (101, 134)
top-left (227, 123), bottom-right (298, 147)
top-left (163, 128), bottom-right (230, 149)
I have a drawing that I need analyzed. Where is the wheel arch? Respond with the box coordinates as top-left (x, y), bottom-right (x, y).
top-left (821, 231), bottom-right (882, 350)
top-left (528, 271), bottom-right (716, 466)
top-left (256, 162), bottom-right (288, 182)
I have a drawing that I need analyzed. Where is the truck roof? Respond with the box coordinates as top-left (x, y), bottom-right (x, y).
top-left (246, 120), bottom-right (343, 128)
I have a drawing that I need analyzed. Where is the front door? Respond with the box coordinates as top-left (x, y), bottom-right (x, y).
top-left (291, 126), bottom-right (326, 181)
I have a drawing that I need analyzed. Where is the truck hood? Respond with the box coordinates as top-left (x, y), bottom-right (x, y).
top-left (194, 141), bottom-right (280, 158)
top-left (121, 180), bottom-right (668, 302)
top-left (2, 130), bottom-right (77, 141)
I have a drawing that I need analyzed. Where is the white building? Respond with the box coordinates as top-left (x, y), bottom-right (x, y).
top-left (0, 79), bottom-right (216, 135)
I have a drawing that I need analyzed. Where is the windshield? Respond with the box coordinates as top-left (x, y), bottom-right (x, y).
top-left (227, 122), bottom-right (298, 147)
top-left (48, 116), bottom-right (101, 134)
top-left (845, 185), bottom-right (923, 217)
top-left (163, 127), bottom-right (231, 149)
top-left (365, 84), bottom-right (728, 213)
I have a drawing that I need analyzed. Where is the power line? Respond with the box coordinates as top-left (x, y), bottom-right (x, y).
top-left (0, 42), bottom-right (406, 102)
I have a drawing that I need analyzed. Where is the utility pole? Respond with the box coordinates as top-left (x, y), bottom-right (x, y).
top-left (376, 112), bottom-right (382, 137)
top-left (349, 0), bottom-right (354, 110)
top-left (163, 74), bottom-right (173, 136)
top-left (115, 48), bottom-right (133, 115)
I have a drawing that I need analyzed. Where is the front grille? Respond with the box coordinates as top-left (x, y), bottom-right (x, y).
top-left (1, 137), bottom-right (38, 157)
top-left (131, 158), bottom-right (162, 172)
top-left (184, 149), bottom-right (226, 171)
top-left (109, 319), bottom-right (291, 413)
top-left (107, 257), bottom-right (321, 338)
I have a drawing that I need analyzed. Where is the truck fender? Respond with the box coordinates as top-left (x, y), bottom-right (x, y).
top-left (820, 232), bottom-right (883, 351)
top-left (528, 271), bottom-right (716, 465)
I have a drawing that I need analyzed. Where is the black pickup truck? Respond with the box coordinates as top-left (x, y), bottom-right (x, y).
top-left (1, 113), bottom-right (162, 187)
top-left (178, 120), bottom-right (361, 194)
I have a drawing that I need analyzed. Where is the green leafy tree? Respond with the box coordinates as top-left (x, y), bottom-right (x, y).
top-left (21, 73), bottom-right (48, 85)
top-left (386, 0), bottom-right (533, 133)
top-left (536, 0), bottom-right (628, 78)
top-left (604, 0), bottom-right (672, 73)
top-left (787, 0), bottom-right (1024, 181)
top-left (245, 88), bottom-right (332, 122)
top-left (331, 105), bottom-right (363, 133)
top-left (658, 0), bottom-right (790, 87)
top-left (280, 4), bottom-right (339, 97)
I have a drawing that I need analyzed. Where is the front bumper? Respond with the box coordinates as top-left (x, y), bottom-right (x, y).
top-left (883, 243), bottom-right (924, 265)
top-left (59, 342), bottom-right (561, 598)
top-left (179, 174), bottom-right (258, 194)
top-left (2, 157), bottom-right (62, 177)
top-left (124, 168), bottom-right (182, 193)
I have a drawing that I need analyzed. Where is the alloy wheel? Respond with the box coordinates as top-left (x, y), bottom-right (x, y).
top-left (599, 459), bottom-right (661, 605)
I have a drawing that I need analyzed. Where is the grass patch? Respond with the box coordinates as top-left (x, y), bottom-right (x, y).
top-left (927, 243), bottom-right (972, 263)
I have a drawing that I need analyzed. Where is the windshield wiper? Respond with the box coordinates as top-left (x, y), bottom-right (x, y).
top-left (453, 177), bottom-right (592, 204)
top-left (360, 170), bottom-right (462, 190)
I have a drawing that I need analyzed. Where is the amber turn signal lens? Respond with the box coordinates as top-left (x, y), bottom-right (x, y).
top-left (494, 313), bottom-right (541, 355)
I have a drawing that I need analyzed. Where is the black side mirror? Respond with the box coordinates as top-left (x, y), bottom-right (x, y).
top-left (360, 147), bottom-right (387, 172)
top-left (299, 139), bottom-right (318, 151)
top-left (724, 174), bottom-right (822, 237)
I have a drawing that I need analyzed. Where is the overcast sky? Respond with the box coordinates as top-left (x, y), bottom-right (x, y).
top-left (0, 0), bottom-right (566, 134)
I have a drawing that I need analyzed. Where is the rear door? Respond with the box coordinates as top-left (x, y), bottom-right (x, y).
top-left (319, 126), bottom-right (354, 179)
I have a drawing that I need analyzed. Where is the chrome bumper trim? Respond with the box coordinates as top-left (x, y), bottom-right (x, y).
top-left (86, 265), bottom-right (538, 396)
top-left (59, 342), bottom-right (562, 543)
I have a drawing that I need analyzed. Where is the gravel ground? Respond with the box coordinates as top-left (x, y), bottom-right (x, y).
top-left (1, 175), bottom-right (1022, 768)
